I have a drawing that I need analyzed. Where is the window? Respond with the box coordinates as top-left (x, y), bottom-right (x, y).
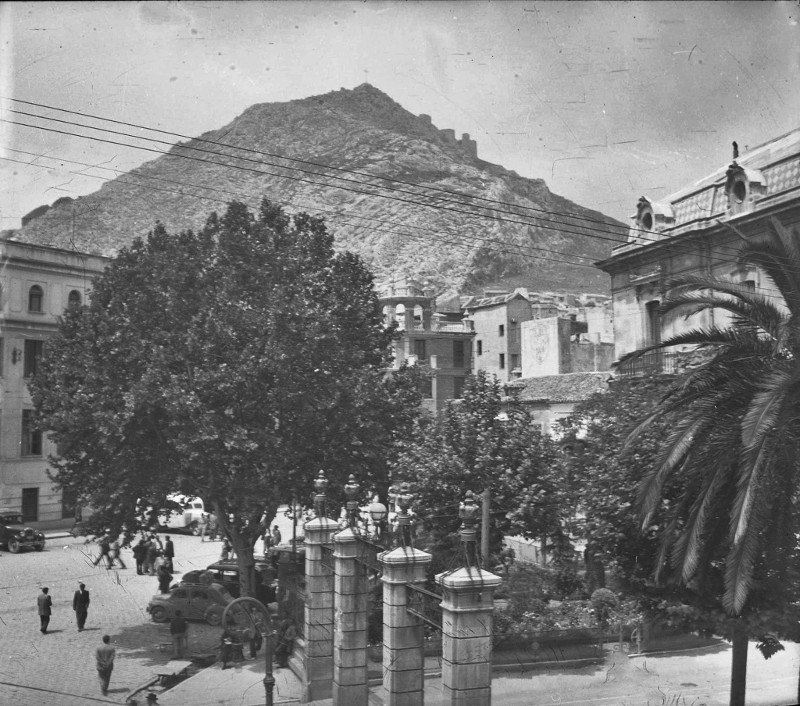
top-left (645, 301), bottom-right (661, 346)
top-left (453, 340), bottom-right (465, 368)
top-left (420, 376), bottom-right (433, 399)
top-left (477, 340), bottom-right (483, 356)
top-left (22, 488), bottom-right (39, 523)
top-left (21, 410), bottom-right (42, 456)
top-left (28, 285), bottom-right (44, 313)
top-left (453, 377), bottom-right (465, 399)
top-left (68, 290), bottom-right (82, 307)
top-left (62, 486), bottom-right (77, 519)
top-left (498, 324), bottom-right (505, 337)
top-left (510, 353), bottom-right (520, 370)
top-left (499, 353), bottom-right (505, 369)
top-left (24, 339), bottom-right (44, 378)
top-left (414, 339), bottom-right (427, 362)
top-left (173, 590), bottom-right (187, 600)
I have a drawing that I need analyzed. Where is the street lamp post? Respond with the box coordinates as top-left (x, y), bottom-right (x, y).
top-left (222, 597), bottom-right (274, 706)
top-left (367, 495), bottom-right (387, 541)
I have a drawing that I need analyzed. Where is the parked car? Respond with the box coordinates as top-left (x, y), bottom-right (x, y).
top-left (0, 509), bottom-right (45, 553)
top-left (181, 559), bottom-right (276, 601)
top-left (147, 582), bottom-right (233, 625)
top-left (160, 494), bottom-right (206, 534)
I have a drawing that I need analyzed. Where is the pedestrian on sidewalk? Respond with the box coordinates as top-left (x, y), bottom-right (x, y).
top-left (220, 537), bottom-right (232, 561)
top-left (164, 535), bottom-right (175, 564)
top-left (169, 610), bottom-right (188, 659)
top-left (271, 525), bottom-right (282, 547)
top-left (157, 561), bottom-right (173, 594)
top-left (37, 587), bottom-right (52, 634)
top-left (95, 634), bottom-right (115, 696)
top-left (72, 582), bottom-right (90, 631)
top-left (145, 539), bottom-right (159, 576)
top-left (109, 537), bottom-right (127, 569)
top-left (133, 536), bottom-right (147, 574)
top-left (274, 617), bottom-right (296, 668)
top-left (92, 534), bottom-right (112, 569)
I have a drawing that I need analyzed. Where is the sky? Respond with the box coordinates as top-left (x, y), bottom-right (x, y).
top-left (1, 1), bottom-right (799, 231)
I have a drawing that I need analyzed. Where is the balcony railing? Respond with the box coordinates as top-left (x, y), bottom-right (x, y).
top-left (614, 350), bottom-right (679, 376)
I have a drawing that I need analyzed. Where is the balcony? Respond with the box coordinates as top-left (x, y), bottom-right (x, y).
top-left (614, 350), bottom-right (680, 377)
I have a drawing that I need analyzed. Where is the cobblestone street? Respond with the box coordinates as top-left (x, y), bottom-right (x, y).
top-left (0, 532), bottom-right (232, 705)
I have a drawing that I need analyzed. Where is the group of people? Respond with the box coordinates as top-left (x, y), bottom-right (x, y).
top-left (131, 532), bottom-right (175, 578)
top-left (37, 584), bottom-right (115, 695)
top-left (219, 614), bottom-right (295, 670)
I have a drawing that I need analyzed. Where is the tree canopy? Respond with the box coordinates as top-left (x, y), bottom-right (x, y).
top-left (32, 199), bottom-right (422, 594)
top-left (392, 371), bottom-right (563, 575)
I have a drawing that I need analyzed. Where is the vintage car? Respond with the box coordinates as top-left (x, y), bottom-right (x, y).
top-left (147, 581), bottom-right (234, 625)
top-left (180, 559), bottom-right (277, 604)
top-left (0, 509), bottom-right (46, 553)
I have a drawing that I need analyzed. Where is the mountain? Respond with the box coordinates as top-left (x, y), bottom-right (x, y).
top-left (10, 84), bottom-right (625, 295)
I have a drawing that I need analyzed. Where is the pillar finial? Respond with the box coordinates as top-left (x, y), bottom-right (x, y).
top-left (344, 474), bottom-right (361, 529)
top-left (459, 490), bottom-right (481, 568)
top-left (394, 482), bottom-right (414, 548)
top-left (313, 470), bottom-right (329, 518)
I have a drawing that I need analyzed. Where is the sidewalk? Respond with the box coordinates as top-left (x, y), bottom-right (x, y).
top-left (154, 660), bottom-right (302, 706)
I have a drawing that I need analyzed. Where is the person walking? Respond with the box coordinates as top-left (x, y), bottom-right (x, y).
top-left (95, 634), bottom-right (115, 696)
top-left (37, 587), bottom-right (52, 634)
top-left (92, 534), bottom-right (112, 569)
top-left (169, 610), bottom-right (188, 659)
top-left (271, 525), bottom-right (282, 547)
top-left (73, 582), bottom-right (90, 631)
top-left (108, 537), bottom-right (126, 569)
top-left (220, 537), bottom-right (232, 561)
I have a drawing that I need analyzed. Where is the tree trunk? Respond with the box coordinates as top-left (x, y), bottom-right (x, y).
top-left (730, 619), bottom-right (748, 706)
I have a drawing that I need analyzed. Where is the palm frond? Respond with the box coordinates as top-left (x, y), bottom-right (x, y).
top-left (741, 367), bottom-right (800, 450)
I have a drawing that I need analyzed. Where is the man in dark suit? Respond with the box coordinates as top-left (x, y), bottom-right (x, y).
top-left (73, 582), bottom-right (90, 631)
top-left (37, 587), bottom-right (52, 633)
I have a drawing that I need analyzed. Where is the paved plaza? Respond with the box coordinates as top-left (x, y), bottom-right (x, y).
top-left (0, 531), bottom-right (245, 705)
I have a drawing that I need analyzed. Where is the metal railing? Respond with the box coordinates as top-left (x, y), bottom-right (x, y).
top-left (406, 584), bottom-right (443, 630)
top-left (614, 350), bottom-right (679, 376)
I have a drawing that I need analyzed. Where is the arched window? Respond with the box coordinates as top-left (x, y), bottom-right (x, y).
top-left (68, 289), bottom-right (82, 307)
top-left (28, 285), bottom-right (44, 313)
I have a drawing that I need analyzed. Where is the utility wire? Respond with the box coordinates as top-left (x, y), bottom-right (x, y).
top-left (8, 97), bottom-right (793, 267)
top-left (0, 152), bottom-right (602, 274)
top-left (4, 96), bottom-right (635, 237)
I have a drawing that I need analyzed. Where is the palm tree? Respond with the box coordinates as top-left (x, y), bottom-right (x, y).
top-left (617, 217), bottom-right (800, 706)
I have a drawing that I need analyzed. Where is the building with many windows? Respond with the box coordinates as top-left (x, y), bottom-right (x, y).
top-left (0, 238), bottom-right (107, 527)
top-left (378, 278), bottom-right (475, 412)
top-left (597, 129), bottom-right (800, 373)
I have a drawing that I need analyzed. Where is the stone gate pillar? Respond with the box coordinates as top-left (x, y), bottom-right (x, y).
top-left (302, 471), bottom-right (339, 702)
top-left (436, 491), bottom-right (501, 706)
top-left (380, 484), bottom-right (431, 706)
top-left (332, 475), bottom-right (369, 706)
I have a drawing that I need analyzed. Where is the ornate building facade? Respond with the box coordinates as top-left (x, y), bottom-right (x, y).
top-left (0, 238), bottom-right (107, 526)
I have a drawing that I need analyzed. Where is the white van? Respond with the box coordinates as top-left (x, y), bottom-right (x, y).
top-left (162, 494), bottom-right (206, 534)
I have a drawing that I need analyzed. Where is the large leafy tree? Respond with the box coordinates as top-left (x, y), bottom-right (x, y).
top-left (616, 217), bottom-right (800, 706)
top-left (31, 198), bottom-right (421, 596)
top-left (393, 371), bottom-right (563, 575)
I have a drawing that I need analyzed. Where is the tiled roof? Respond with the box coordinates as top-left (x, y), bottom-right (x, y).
top-left (509, 372), bottom-right (611, 403)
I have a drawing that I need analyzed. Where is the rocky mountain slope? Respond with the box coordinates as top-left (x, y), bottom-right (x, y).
top-left (10, 84), bottom-right (625, 295)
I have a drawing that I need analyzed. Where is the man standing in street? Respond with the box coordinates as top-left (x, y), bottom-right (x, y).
top-left (164, 535), bottom-right (175, 570)
top-left (37, 587), bottom-right (52, 634)
top-left (271, 525), bottom-right (282, 547)
top-left (169, 610), bottom-right (188, 659)
top-left (73, 582), bottom-right (90, 631)
top-left (95, 634), bottom-right (115, 696)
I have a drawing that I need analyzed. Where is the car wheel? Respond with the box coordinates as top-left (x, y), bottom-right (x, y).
top-left (35, 543), bottom-right (44, 552)
top-left (189, 522), bottom-right (200, 536)
top-left (8, 539), bottom-right (21, 554)
top-left (205, 607), bottom-right (222, 626)
top-left (150, 606), bottom-right (169, 623)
